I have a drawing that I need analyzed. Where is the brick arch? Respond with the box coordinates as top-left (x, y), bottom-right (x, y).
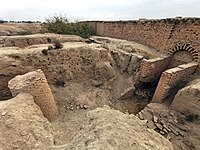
top-left (168, 43), bottom-right (199, 62)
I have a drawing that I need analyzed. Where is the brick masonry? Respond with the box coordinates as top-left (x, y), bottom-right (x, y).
top-left (88, 18), bottom-right (200, 62)
top-left (8, 69), bottom-right (59, 121)
top-left (152, 62), bottom-right (198, 103)
top-left (139, 56), bottom-right (171, 82)
top-left (88, 18), bottom-right (200, 103)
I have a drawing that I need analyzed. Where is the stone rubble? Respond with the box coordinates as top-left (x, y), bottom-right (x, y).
top-left (136, 103), bottom-right (188, 139)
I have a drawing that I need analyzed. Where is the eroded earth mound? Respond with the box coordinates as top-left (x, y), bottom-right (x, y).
top-left (0, 95), bottom-right (173, 150)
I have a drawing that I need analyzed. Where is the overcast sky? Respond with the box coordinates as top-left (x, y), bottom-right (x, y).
top-left (0, 0), bottom-right (199, 21)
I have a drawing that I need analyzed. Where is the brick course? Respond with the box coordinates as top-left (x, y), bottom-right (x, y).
top-left (8, 69), bottom-right (59, 121)
top-left (152, 62), bottom-right (198, 103)
top-left (139, 56), bottom-right (171, 82)
top-left (88, 18), bottom-right (200, 62)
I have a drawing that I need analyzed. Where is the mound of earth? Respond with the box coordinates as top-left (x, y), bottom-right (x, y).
top-left (0, 93), bottom-right (173, 150)
top-left (0, 33), bottom-right (84, 48)
top-left (170, 79), bottom-right (200, 114)
top-left (56, 106), bottom-right (173, 150)
top-left (0, 92), bottom-right (54, 150)
top-left (0, 23), bottom-right (43, 36)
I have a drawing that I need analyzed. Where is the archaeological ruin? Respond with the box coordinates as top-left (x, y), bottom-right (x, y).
top-left (0, 17), bottom-right (200, 150)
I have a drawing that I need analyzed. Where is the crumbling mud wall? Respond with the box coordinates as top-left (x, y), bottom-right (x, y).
top-left (0, 44), bottom-right (113, 100)
top-left (0, 23), bottom-right (43, 36)
top-left (152, 62), bottom-right (198, 103)
top-left (88, 18), bottom-right (200, 61)
top-left (8, 70), bottom-right (59, 121)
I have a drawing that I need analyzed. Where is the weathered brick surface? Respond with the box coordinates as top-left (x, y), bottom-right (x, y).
top-left (139, 56), bottom-right (171, 82)
top-left (8, 69), bottom-right (59, 121)
top-left (88, 18), bottom-right (200, 62)
top-left (152, 62), bottom-right (198, 103)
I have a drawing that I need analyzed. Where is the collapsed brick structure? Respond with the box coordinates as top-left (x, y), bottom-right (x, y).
top-left (152, 62), bottom-right (198, 103)
top-left (8, 69), bottom-right (59, 121)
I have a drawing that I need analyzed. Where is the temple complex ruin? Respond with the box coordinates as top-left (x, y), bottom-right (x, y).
top-left (0, 17), bottom-right (200, 150)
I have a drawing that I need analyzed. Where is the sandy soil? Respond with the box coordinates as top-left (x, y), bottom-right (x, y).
top-left (0, 93), bottom-right (173, 150)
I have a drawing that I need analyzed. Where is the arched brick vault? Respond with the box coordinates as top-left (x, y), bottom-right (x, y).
top-left (168, 43), bottom-right (199, 62)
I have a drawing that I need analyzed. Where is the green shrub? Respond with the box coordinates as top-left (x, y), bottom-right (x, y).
top-left (44, 15), bottom-right (69, 34)
top-left (44, 15), bottom-right (95, 38)
top-left (0, 19), bottom-right (7, 24)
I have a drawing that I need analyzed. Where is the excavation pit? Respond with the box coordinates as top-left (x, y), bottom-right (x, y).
top-left (0, 31), bottom-right (199, 150)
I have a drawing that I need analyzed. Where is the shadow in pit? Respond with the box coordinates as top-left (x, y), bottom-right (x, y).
top-left (113, 95), bottom-right (150, 115)
top-left (0, 74), bottom-right (14, 101)
top-left (114, 80), bottom-right (159, 115)
top-left (134, 80), bottom-right (159, 101)
top-left (0, 88), bottom-right (13, 101)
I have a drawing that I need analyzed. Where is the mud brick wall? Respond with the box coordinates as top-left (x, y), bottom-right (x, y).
top-left (8, 69), bottom-right (59, 121)
top-left (152, 62), bottom-right (198, 103)
top-left (88, 18), bottom-right (200, 60)
top-left (139, 56), bottom-right (171, 82)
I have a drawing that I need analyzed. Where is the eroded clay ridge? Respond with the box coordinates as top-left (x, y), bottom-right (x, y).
top-left (0, 33), bottom-right (84, 48)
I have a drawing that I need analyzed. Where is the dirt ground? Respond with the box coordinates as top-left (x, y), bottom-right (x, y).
top-left (0, 33), bottom-right (199, 150)
top-left (0, 92), bottom-right (173, 150)
top-left (0, 23), bottom-right (43, 36)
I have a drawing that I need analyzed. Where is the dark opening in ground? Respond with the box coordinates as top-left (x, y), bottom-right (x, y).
top-left (134, 80), bottom-right (159, 102)
top-left (0, 88), bottom-right (13, 101)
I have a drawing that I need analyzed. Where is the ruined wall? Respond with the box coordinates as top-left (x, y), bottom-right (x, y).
top-left (139, 56), bottom-right (171, 82)
top-left (0, 44), bottom-right (112, 100)
top-left (152, 62), bottom-right (198, 103)
top-left (88, 18), bottom-right (200, 61)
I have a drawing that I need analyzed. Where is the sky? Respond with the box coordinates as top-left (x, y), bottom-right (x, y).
top-left (0, 0), bottom-right (200, 21)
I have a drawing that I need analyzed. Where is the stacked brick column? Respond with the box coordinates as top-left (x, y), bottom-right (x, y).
top-left (8, 69), bottom-right (59, 121)
top-left (152, 62), bottom-right (198, 103)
